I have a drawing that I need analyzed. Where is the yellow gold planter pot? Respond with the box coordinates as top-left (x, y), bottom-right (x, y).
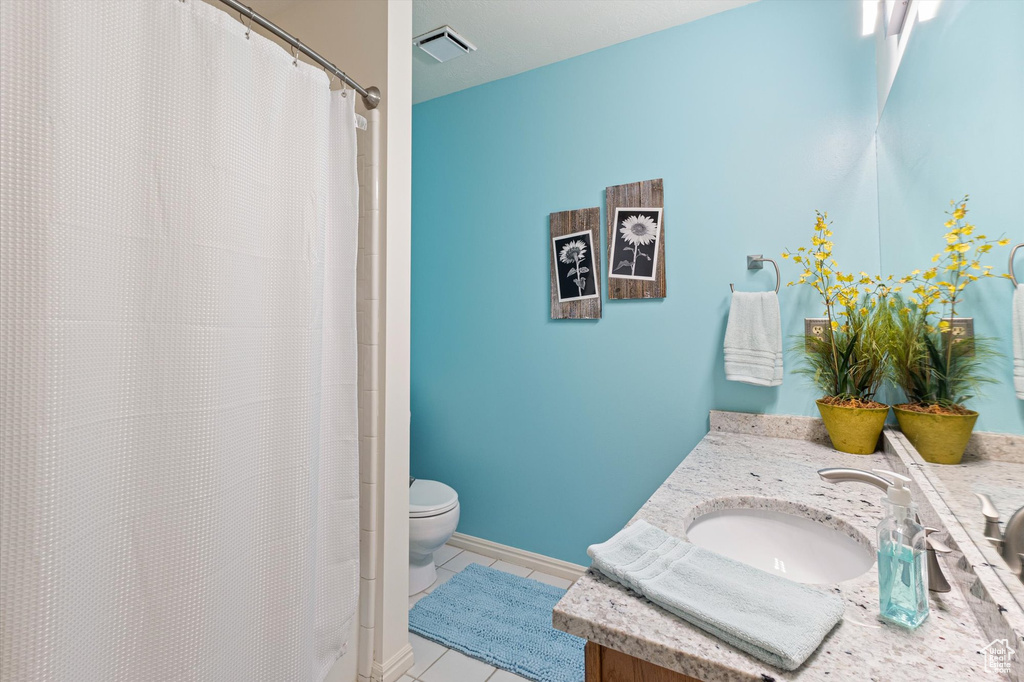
top-left (893, 405), bottom-right (978, 465)
top-left (815, 400), bottom-right (890, 455)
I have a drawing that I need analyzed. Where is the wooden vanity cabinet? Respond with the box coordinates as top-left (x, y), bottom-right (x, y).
top-left (585, 642), bottom-right (704, 682)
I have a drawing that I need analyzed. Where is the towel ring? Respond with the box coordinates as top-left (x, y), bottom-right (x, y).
top-left (1010, 243), bottom-right (1022, 287)
top-left (730, 255), bottom-right (780, 294)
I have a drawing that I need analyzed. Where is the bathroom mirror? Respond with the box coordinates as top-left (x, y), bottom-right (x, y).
top-left (875, 0), bottom-right (1024, 597)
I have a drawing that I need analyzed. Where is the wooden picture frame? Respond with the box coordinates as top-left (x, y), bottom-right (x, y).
top-left (606, 179), bottom-right (666, 299)
top-left (550, 207), bottom-right (602, 319)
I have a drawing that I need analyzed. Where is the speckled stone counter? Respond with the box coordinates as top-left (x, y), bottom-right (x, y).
top-left (553, 428), bottom-right (995, 681)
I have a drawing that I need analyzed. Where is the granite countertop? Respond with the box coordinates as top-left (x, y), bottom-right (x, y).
top-left (553, 430), bottom-right (994, 682)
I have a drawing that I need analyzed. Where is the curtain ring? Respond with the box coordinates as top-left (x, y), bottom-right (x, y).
top-left (291, 45), bottom-right (299, 67)
top-left (241, 11), bottom-right (252, 39)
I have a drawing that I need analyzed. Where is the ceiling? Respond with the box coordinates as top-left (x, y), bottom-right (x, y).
top-left (413, 0), bottom-right (756, 104)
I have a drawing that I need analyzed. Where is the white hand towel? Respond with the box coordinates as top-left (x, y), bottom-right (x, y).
top-left (1014, 284), bottom-right (1023, 400)
top-left (588, 520), bottom-right (845, 671)
top-left (724, 291), bottom-right (783, 386)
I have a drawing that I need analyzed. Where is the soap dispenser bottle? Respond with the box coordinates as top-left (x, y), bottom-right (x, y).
top-left (875, 470), bottom-right (928, 628)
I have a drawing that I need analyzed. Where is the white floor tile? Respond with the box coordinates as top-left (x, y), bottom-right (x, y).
top-left (488, 669), bottom-right (531, 682)
top-left (490, 560), bottom-right (531, 577)
top-left (422, 567), bottom-right (457, 593)
top-left (528, 571), bottom-right (572, 589)
top-left (432, 543), bottom-right (462, 565)
top-left (407, 633), bottom-right (447, 679)
top-left (397, 676), bottom-right (416, 682)
top-left (419, 649), bottom-right (495, 682)
top-left (409, 591), bottom-right (427, 609)
top-left (441, 549), bottom-right (496, 573)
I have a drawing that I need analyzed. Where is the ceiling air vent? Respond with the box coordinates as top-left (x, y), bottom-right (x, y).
top-left (414, 26), bottom-right (477, 63)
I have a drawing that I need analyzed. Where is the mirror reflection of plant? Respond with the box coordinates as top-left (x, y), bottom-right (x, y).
top-left (898, 196), bottom-right (1010, 337)
top-left (887, 196), bottom-right (1010, 412)
top-left (559, 239), bottom-right (590, 297)
top-left (782, 211), bottom-right (890, 405)
top-left (886, 295), bottom-right (997, 410)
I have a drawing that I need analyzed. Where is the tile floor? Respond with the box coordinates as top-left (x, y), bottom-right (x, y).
top-left (403, 543), bottom-right (576, 682)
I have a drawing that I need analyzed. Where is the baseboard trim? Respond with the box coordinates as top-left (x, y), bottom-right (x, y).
top-left (370, 642), bottom-right (414, 682)
top-left (447, 532), bottom-right (587, 582)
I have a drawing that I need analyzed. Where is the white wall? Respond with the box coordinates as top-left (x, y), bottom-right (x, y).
top-left (375, 1), bottom-right (413, 680)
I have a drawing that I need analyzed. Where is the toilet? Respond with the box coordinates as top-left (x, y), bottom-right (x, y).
top-left (409, 478), bottom-right (460, 595)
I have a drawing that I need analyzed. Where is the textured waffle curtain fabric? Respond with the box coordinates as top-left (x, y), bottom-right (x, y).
top-left (0, 1), bottom-right (360, 679)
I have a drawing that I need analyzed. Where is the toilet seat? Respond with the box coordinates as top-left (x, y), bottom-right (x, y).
top-left (410, 479), bottom-right (458, 518)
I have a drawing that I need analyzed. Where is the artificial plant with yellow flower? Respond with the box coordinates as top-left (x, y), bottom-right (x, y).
top-left (888, 196), bottom-right (1011, 412)
top-left (782, 211), bottom-right (890, 406)
top-left (899, 195), bottom-right (1010, 322)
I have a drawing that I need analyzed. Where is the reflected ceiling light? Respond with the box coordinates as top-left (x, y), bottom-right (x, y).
top-left (862, 0), bottom-right (879, 36)
top-left (918, 0), bottom-right (941, 22)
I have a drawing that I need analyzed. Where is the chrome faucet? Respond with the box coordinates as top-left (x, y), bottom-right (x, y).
top-left (818, 468), bottom-right (893, 492)
top-left (975, 493), bottom-right (1024, 581)
top-left (817, 468), bottom-right (952, 592)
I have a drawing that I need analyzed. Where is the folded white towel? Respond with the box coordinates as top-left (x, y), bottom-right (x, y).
top-left (1014, 284), bottom-right (1023, 400)
top-left (724, 291), bottom-right (783, 386)
top-left (588, 520), bottom-right (844, 671)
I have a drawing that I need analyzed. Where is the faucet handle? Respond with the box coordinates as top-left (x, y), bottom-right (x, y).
top-left (976, 493), bottom-right (1003, 540)
top-left (987, 536), bottom-right (1006, 552)
top-left (976, 493), bottom-right (1000, 521)
top-left (924, 528), bottom-right (952, 554)
top-left (923, 528), bottom-right (953, 592)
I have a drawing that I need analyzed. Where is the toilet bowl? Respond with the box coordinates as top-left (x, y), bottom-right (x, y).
top-left (409, 478), bottom-right (460, 595)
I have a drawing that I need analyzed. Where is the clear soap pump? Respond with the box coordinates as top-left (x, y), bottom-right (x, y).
top-left (875, 469), bottom-right (928, 628)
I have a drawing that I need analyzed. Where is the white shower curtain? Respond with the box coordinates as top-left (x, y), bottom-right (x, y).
top-left (0, 1), bottom-right (359, 680)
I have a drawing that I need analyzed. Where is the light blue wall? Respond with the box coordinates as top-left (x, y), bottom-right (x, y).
top-left (411, 0), bottom-right (880, 565)
top-left (876, 0), bottom-right (1024, 434)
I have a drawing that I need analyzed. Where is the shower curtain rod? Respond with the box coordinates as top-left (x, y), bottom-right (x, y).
top-left (214, 0), bottom-right (381, 109)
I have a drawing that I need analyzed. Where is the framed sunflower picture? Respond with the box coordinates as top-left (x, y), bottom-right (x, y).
top-left (552, 230), bottom-right (599, 302)
top-left (605, 179), bottom-right (666, 299)
top-left (549, 207), bottom-right (602, 319)
top-left (609, 207), bottom-right (662, 282)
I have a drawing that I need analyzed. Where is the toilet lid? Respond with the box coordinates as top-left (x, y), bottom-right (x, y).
top-left (410, 479), bottom-right (458, 517)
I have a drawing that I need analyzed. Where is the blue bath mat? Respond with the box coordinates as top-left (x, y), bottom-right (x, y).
top-left (409, 563), bottom-right (585, 682)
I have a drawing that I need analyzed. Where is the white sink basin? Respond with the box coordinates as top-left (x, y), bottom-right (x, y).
top-left (686, 507), bottom-right (873, 584)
